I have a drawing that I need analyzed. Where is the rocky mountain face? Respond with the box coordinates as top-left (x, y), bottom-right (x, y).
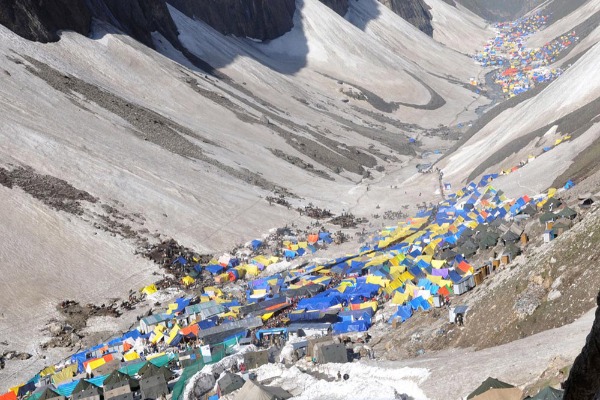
top-left (378, 0), bottom-right (433, 36)
top-left (455, 0), bottom-right (544, 21)
top-left (88, 0), bottom-right (181, 48)
top-left (0, 0), bottom-right (179, 48)
top-left (0, 0), bottom-right (91, 42)
top-left (319, 0), bottom-right (350, 16)
top-left (166, 0), bottom-right (296, 41)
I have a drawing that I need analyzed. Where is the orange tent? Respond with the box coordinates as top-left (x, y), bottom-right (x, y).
top-left (180, 324), bottom-right (199, 337)
top-left (0, 392), bottom-right (17, 400)
top-left (307, 234), bottom-right (319, 244)
top-left (457, 261), bottom-right (473, 274)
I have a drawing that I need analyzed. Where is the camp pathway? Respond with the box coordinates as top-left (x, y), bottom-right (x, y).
top-left (384, 307), bottom-right (594, 400)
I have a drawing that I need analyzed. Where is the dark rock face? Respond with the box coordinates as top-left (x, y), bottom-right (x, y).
top-left (319, 0), bottom-right (349, 16)
top-left (0, 0), bottom-right (92, 42)
top-left (0, 0), bottom-right (179, 48)
top-left (88, 0), bottom-right (181, 48)
top-left (563, 292), bottom-right (600, 400)
top-left (167, 0), bottom-right (296, 41)
top-left (378, 0), bottom-right (433, 36)
top-left (455, 0), bottom-right (543, 21)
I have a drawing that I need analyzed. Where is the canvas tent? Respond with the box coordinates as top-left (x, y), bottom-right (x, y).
top-left (526, 386), bottom-right (564, 400)
top-left (244, 350), bottom-right (270, 370)
top-left (471, 388), bottom-right (523, 400)
top-left (138, 363), bottom-right (173, 400)
top-left (217, 372), bottom-right (245, 397)
top-left (467, 377), bottom-right (517, 399)
top-left (233, 379), bottom-right (292, 400)
top-left (71, 381), bottom-right (101, 400)
top-left (38, 388), bottom-right (65, 400)
top-left (314, 343), bottom-right (348, 364)
top-left (103, 371), bottom-right (133, 400)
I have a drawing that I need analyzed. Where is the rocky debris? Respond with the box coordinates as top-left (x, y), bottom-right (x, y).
top-left (514, 282), bottom-right (546, 318)
top-left (143, 239), bottom-right (212, 282)
top-left (42, 299), bottom-right (124, 350)
top-left (330, 213), bottom-right (367, 228)
top-left (266, 194), bottom-right (292, 209)
top-left (167, 0), bottom-right (296, 41)
top-left (269, 149), bottom-right (333, 181)
top-left (297, 204), bottom-right (334, 220)
top-left (1, 351), bottom-right (32, 361)
top-left (190, 373), bottom-right (217, 399)
top-left (0, 166), bottom-right (97, 215)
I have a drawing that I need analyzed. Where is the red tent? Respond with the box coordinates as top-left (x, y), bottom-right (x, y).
top-left (502, 68), bottom-right (519, 76)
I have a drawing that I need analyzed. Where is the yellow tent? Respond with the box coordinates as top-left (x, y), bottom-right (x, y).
top-left (431, 260), bottom-right (447, 269)
top-left (366, 275), bottom-right (388, 287)
top-left (141, 284), bottom-right (157, 296)
top-left (146, 352), bottom-right (166, 361)
top-left (51, 364), bottom-right (78, 385)
top-left (123, 351), bottom-right (140, 361)
top-left (392, 291), bottom-right (410, 305)
top-left (261, 312), bottom-right (274, 321)
top-left (182, 276), bottom-right (195, 286)
top-left (86, 358), bottom-right (106, 372)
top-left (40, 366), bottom-right (56, 377)
top-left (166, 324), bottom-right (181, 344)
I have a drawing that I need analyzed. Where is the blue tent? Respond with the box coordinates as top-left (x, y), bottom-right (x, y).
top-left (251, 239), bottom-right (262, 250)
top-left (332, 320), bottom-right (369, 334)
top-left (206, 264), bottom-right (224, 274)
top-left (409, 297), bottom-right (431, 311)
top-left (388, 305), bottom-right (413, 323)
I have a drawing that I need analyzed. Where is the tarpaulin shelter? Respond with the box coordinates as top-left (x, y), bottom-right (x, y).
top-left (467, 377), bottom-right (516, 399)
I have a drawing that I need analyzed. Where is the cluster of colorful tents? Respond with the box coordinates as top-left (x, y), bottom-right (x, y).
top-left (497, 134), bottom-right (572, 176)
top-left (473, 13), bottom-right (578, 98)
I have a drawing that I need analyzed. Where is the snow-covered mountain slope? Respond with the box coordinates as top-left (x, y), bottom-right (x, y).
top-left (440, 39), bottom-right (600, 192)
top-left (172, 0), bottom-right (488, 128)
top-left (0, 0), bottom-right (489, 383)
top-left (425, 0), bottom-right (495, 55)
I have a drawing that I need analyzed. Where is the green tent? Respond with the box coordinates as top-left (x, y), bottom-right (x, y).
top-left (539, 212), bottom-right (557, 223)
top-left (527, 386), bottom-right (564, 400)
top-left (558, 207), bottom-right (577, 219)
top-left (467, 377), bottom-right (514, 399)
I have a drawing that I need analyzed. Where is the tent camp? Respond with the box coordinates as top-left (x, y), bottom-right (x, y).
top-left (217, 372), bottom-right (245, 397)
top-left (233, 379), bottom-right (292, 400)
top-left (467, 377), bottom-right (519, 399)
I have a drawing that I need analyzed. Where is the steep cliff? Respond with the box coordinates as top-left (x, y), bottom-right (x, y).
top-left (89, 0), bottom-right (181, 48)
top-left (0, 0), bottom-right (91, 42)
top-left (0, 0), bottom-right (179, 48)
top-left (319, 0), bottom-right (349, 16)
top-left (166, 0), bottom-right (296, 41)
top-left (378, 0), bottom-right (433, 36)
top-left (455, 0), bottom-right (543, 21)
top-left (563, 291), bottom-right (600, 400)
